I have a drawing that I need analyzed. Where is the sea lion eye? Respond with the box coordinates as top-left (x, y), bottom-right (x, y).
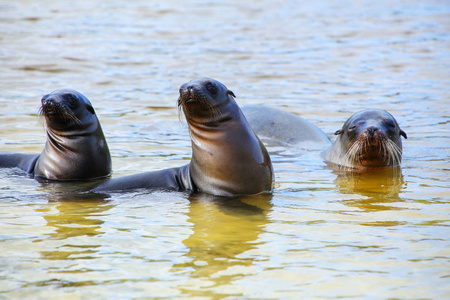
top-left (65, 94), bottom-right (79, 108)
top-left (348, 125), bottom-right (356, 130)
top-left (206, 82), bottom-right (217, 94)
top-left (385, 120), bottom-right (396, 128)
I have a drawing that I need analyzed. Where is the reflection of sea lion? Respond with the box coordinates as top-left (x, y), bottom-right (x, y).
top-left (172, 193), bottom-right (272, 292)
top-left (92, 78), bottom-right (273, 197)
top-left (0, 89), bottom-right (112, 180)
top-left (335, 168), bottom-right (404, 208)
top-left (324, 109), bottom-right (407, 169)
top-left (241, 106), bottom-right (330, 146)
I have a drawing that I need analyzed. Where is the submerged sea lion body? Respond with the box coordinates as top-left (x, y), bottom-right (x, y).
top-left (92, 78), bottom-right (273, 196)
top-left (0, 89), bottom-right (112, 180)
top-left (242, 106), bottom-right (330, 147)
top-left (324, 109), bottom-right (407, 169)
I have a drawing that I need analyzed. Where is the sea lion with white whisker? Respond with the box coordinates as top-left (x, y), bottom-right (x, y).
top-left (324, 109), bottom-right (407, 169)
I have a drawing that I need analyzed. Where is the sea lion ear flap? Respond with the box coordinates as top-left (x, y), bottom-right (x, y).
top-left (86, 103), bottom-right (96, 115)
top-left (400, 129), bottom-right (407, 139)
top-left (227, 90), bottom-right (236, 98)
top-left (334, 129), bottom-right (343, 135)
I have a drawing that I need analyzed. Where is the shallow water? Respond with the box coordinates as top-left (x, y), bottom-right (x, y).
top-left (1, 0), bottom-right (449, 299)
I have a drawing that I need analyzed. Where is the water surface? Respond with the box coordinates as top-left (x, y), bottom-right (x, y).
top-left (1, 0), bottom-right (449, 299)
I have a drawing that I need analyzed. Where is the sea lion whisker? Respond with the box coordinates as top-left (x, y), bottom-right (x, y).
top-left (355, 140), bottom-right (364, 166)
top-left (66, 110), bottom-right (83, 127)
top-left (390, 140), bottom-right (403, 165)
top-left (200, 94), bottom-right (222, 122)
top-left (340, 140), bottom-right (361, 168)
top-left (178, 91), bottom-right (222, 123)
top-left (384, 139), bottom-right (401, 166)
top-left (340, 144), bottom-right (353, 168)
top-left (387, 144), bottom-right (396, 165)
top-left (387, 143), bottom-right (396, 165)
top-left (385, 143), bottom-right (391, 164)
top-left (177, 98), bottom-right (185, 124)
top-left (41, 102), bottom-right (83, 128)
top-left (363, 138), bottom-right (369, 152)
top-left (345, 142), bottom-right (357, 167)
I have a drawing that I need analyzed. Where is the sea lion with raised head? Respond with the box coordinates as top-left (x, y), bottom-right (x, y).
top-left (91, 78), bottom-right (273, 196)
top-left (0, 89), bottom-right (112, 180)
top-left (324, 109), bottom-right (407, 169)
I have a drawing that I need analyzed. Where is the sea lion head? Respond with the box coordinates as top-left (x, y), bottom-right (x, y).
top-left (40, 89), bottom-right (96, 131)
top-left (177, 77), bottom-right (236, 124)
top-left (35, 89), bottom-right (111, 181)
top-left (334, 109), bottom-right (407, 168)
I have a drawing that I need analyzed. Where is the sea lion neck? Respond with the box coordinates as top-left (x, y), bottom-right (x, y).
top-left (184, 97), bottom-right (236, 137)
top-left (45, 114), bottom-right (98, 137)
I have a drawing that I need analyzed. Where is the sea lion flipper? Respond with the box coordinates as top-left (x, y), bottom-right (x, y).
top-left (0, 153), bottom-right (39, 174)
top-left (89, 165), bottom-right (193, 193)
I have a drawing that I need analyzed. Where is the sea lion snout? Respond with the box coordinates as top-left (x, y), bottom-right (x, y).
top-left (361, 125), bottom-right (385, 147)
top-left (40, 96), bottom-right (61, 118)
top-left (178, 81), bottom-right (213, 112)
top-left (366, 126), bottom-right (378, 138)
top-left (41, 93), bottom-right (58, 107)
top-left (41, 94), bottom-right (50, 104)
top-left (179, 82), bottom-right (200, 99)
top-left (41, 94), bottom-right (67, 109)
top-left (180, 85), bottom-right (197, 102)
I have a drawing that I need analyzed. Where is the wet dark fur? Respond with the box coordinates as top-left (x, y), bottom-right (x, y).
top-left (177, 81), bottom-right (235, 126)
top-left (39, 91), bottom-right (92, 130)
top-left (340, 130), bottom-right (403, 168)
top-left (39, 101), bottom-right (82, 127)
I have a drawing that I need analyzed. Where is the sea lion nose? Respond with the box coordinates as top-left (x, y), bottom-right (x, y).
top-left (367, 126), bottom-right (378, 138)
top-left (41, 94), bottom-right (50, 103)
top-left (42, 97), bottom-right (55, 106)
top-left (179, 85), bottom-right (193, 95)
top-left (183, 85), bottom-right (196, 98)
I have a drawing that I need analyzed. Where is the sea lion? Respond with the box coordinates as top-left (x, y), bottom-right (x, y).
top-left (241, 106), bottom-right (330, 147)
top-left (91, 78), bottom-right (273, 196)
top-left (324, 109), bottom-right (407, 169)
top-left (0, 89), bottom-right (112, 180)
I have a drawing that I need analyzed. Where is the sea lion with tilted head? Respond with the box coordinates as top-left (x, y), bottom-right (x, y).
top-left (91, 78), bottom-right (273, 196)
top-left (0, 89), bottom-right (112, 180)
top-left (324, 109), bottom-right (407, 169)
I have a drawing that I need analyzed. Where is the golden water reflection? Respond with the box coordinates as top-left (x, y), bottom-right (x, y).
top-left (175, 193), bottom-right (272, 297)
top-left (333, 167), bottom-right (404, 211)
top-left (40, 197), bottom-right (112, 262)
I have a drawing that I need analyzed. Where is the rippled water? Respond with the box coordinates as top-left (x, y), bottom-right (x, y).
top-left (1, 0), bottom-right (449, 299)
